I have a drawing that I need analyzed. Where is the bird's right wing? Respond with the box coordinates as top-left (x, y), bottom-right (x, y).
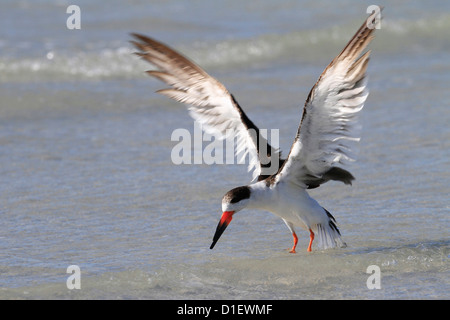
top-left (131, 34), bottom-right (282, 181)
top-left (273, 14), bottom-right (377, 188)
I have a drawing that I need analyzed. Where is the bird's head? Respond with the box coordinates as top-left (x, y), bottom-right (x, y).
top-left (210, 186), bottom-right (251, 249)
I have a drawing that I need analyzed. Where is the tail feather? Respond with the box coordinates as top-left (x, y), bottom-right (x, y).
top-left (314, 208), bottom-right (347, 250)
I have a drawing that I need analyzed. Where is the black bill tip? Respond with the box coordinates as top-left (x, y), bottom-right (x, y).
top-left (210, 220), bottom-right (228, 249)
top-left (209, 211), bottom-right (233, 250)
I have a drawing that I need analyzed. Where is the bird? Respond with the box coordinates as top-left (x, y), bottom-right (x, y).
top-left (131, 13), bottom-right (377, 253)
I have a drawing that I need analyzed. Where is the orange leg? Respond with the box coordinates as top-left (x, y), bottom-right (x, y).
top-left (289, 232), bottom-right (298, 253)
top-left (307, 229), bottom-right (315, 252)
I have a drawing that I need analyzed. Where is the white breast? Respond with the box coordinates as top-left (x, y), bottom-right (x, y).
top-left (248, 181), bottom-right (328, 231)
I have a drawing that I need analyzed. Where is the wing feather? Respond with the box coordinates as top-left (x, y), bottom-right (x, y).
top-left (131, 34), bottom-right (282, 181)
top-left (274, 15), bottom-right (377, 188)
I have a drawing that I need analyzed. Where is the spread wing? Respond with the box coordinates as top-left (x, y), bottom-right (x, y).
top-left (273, 16), bottom-right (376, 188)
top-left (131, 34), bottom-right (282, 181)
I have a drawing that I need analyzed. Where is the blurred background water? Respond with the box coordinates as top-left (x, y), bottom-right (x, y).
top-left (0, 0), bottom-right (448, 299)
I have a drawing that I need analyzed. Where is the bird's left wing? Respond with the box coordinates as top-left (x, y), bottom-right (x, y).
top-left (273, 16), bottom-right (376, 188)
top-left (131, 34), bottom-right (282, 181)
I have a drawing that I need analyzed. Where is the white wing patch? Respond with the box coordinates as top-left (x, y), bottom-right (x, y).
top-left (131, 34), bottom-right (263, 181)
top-left (276, 20), bottom-right (375, 188)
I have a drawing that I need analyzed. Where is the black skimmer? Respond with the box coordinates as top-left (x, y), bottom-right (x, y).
top-left (131, 13), bottom-right (377, 252)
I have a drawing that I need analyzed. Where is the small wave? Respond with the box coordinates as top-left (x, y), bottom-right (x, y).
top-left (187, 14), bottom-right (450, 67)
top-left (0, 46), bottom-right (140, 83)
top-left (1, 13), bottom-right (448, 83)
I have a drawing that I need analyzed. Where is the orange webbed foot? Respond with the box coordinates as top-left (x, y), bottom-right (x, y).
top-left (288, 232), bottom-right (298, 254)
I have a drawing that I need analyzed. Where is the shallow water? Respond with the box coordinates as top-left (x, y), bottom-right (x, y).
top-left (0, 0), bottom-right (449, 299)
